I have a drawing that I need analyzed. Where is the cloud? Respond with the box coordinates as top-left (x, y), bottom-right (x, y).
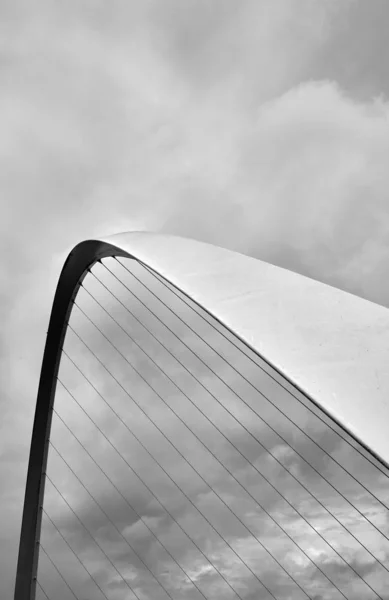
top-left (307, 0), bottom-right (389, 101)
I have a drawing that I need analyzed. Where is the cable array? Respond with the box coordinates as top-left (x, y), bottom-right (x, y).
top-left (138, 261), bottom-right (389, 478)
top-left (35, 255), bottom-right (389, 600)
top-left (92, 264), bottom-right (389, 566)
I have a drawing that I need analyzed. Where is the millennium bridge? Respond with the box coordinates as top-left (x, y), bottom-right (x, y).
top-left (14, 232), bottom-right (389, 600)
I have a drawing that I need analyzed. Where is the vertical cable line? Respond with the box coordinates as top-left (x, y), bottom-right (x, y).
top-left (52, 394), bottom-right (219, 600)
top-left (82, 276), bottom-right (389, 589)
top-left (45, 474), bottom-right (142, 600)
top-left (69, 320), bottom-right (346, 600)
top-left (42, 510), bottom-right (110, 600)
top-left (36, 580), bottom-right (50, 600)
top-left (108, 260), bottom-right (389, 534)
top-left (48, 443), bottom-right (180, 600)
top-left (59, 354), bottom-right (276, 600)
top-left (38, 544), bottom-right (80, 600)
top-left (137, 259), bottom-right (389, 479)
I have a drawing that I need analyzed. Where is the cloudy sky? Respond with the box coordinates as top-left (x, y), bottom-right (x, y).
top-left (2, 0), bottom-right (389, 597)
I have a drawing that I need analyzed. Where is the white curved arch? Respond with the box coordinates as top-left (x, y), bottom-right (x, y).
top-left (102, 231), bottom-right (389, 466)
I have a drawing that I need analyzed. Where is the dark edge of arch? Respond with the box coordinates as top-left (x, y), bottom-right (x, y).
top-left (14, 240), bottom-right (131, 600)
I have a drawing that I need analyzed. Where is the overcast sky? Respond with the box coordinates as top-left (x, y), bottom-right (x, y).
top-left (2, 1), bottom-right (389, 597)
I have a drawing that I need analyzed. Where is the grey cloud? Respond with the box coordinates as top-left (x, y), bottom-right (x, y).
top-left (307, 0), bottom-right (389, 101)
top-left (150, 0), bottom-right (345, 99)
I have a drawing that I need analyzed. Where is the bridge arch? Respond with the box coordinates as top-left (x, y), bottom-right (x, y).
top-left (15, 232), bottom-right (389, 600)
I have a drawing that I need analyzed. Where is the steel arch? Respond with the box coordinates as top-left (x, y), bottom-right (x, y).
top-left (14, 240), bottom-right (131, 600)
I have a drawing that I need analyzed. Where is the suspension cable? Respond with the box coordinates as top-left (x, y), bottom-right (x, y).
top-left (36, 580), bottom-right (51, 600)
top-left (73, 295), bottom-right (389, 589)
top-left (42, 509), bottom-right (110, 600)
top-left (49, 442), bottom-right (177, 600)
top-left (81, 277), bottom-right (388, 587)
top-left (38, 543), bottom-right (80, 600)
top-left (76, 283), bottom-right (388, 592)
top-left (53, 398), bottom-right (222, 600)
top-left (63, 350), bottom-right (382, 599)
top-left (121, 256), bottom-right (389, 480)
top-left (68, 323), bottom-right (359, 600)
top-left (104, 261), bottom-right (389, 532)
top-left (57, 373), bottom-right (271, 600)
